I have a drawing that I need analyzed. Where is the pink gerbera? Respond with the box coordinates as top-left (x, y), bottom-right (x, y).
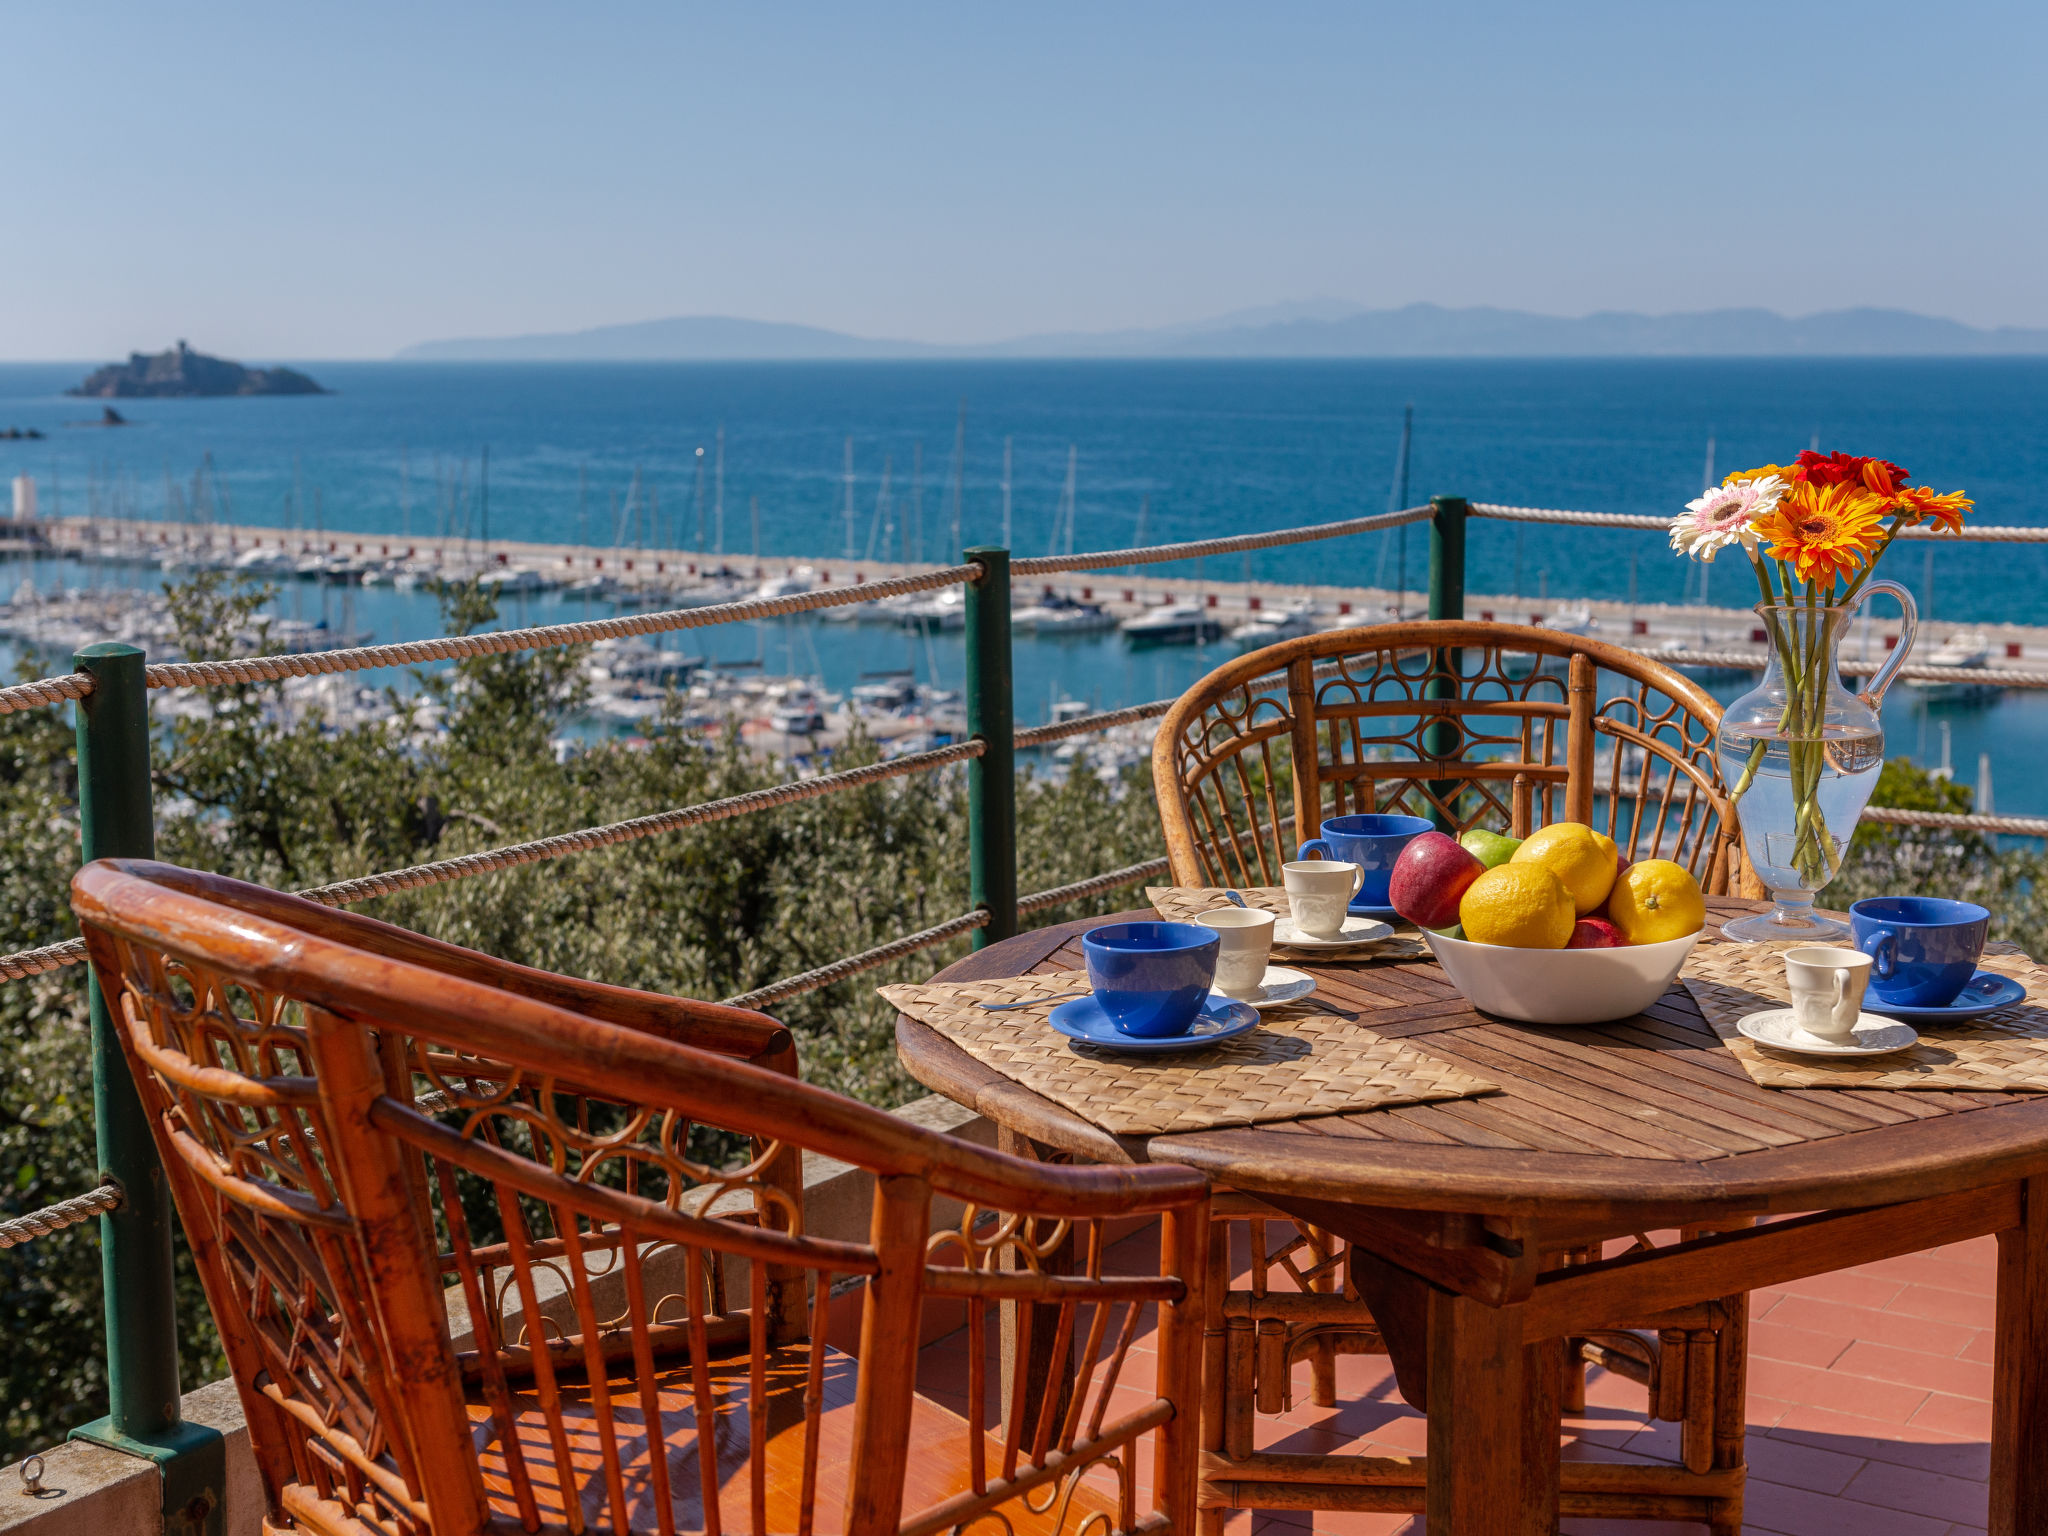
top-left (1669, 475), bottom-right (1787, 562)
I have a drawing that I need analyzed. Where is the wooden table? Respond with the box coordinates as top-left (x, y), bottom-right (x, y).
top-left (895, 898), bottom-right (2048, 1536)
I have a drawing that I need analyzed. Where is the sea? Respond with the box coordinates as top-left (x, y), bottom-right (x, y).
top-left (2, 357), bottom-right (2046, 811)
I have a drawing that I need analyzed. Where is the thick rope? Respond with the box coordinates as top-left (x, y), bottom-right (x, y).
top-left (0, 743), bottom-right (985, 980)
top-left (720, 909), bottom-right (992, 1010)
top-left (1860, 807), bottom-right (2048, 838)
top-left (0, 674), bottom-right (95, 718)
top-left (292, 741), bottom-right (985, 907)
top-left (1641, 648), bottom-right (2048, 688)
top-left (1015, 698), bottom-right (1173, 747)
top-left (0, 1183), bottom-right (121, 1249)
top-left (1472, 501), bottom-right (2048, 543)
top-left (1008, 505), bottom-right (1434, 577)
top-left (0, 938), bottom-right (88, 980)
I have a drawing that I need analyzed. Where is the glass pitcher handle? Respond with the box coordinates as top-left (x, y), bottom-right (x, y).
top-left (1849, 577), bottom-right (1919, 710)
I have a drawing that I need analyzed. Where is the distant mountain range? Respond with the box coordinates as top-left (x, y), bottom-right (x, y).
top-left (396, 302), bottom-right (2048, 362)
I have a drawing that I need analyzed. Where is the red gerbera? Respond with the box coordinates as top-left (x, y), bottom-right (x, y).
top-left (1794, 450), bottom-right (1910, 495)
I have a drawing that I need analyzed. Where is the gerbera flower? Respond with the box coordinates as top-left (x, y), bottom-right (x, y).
top-left (1723, 463), bottom-right (1797, 488)
top-left (1752, 482), bottom-right (1888, 588)
top-left (1792, 450), bottom-right (1910, 494)
top-left (1671, 474), bottom-right (1787, 561)
top-left (1892, 485), bottom-right (1973, 535)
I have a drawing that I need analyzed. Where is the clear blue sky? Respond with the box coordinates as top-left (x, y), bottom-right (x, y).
top-left (5, 2), bottom-right (2043, 359)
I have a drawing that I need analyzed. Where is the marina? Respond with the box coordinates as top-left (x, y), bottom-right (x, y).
top-left (6, 511), bottom-right (2046, 808)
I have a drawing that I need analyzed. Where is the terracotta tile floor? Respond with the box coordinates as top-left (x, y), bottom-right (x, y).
top-left (915, 1226), bottom-right (1998, 1536)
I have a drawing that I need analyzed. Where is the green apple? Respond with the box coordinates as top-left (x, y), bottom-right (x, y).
top-left (1459, 828), bottom-right (1523, 870)
top-left (1429, 922), bottom-right (1465, 941)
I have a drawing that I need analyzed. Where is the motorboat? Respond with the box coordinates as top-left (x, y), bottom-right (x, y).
top-left (1013, 593), bottom-right (1117, 635)
top-left (1909, 631), bottom-right (2002, 705)
top-left (1120, 601), bottom-right (1223, 646)
top-left (1228, 601), bottom-right (1319, 648)
top-left (753, 566), bottom-right (817, 601)
top-left (232, 547), bottom-right (298, 578)
top-left (899, 588), bottom-right (967, 631)
top-left (481, 564), bottom-right (552, 595)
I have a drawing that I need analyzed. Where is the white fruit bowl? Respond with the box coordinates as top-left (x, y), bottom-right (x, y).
top-left (1423, 929), bottom-right (1701, 1025)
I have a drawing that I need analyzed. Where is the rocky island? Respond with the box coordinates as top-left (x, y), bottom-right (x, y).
top-left (68, 341), bottom-right (327, 398)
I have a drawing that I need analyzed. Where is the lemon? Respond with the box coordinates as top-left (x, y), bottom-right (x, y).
top-left (1458, 863), bottom-right (1575, 949)
top-left (1510, 822), bottom-right (1620, 916)
top-left (1606, 859), bottom-right (1706, 944)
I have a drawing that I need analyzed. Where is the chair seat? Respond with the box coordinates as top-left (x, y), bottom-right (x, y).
top-left (469, 1342), bottom-right (1122, 1536)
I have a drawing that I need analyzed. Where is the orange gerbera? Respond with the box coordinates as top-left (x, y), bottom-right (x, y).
top-left (1752, 482), bottom-right (1888, 588)
top-left (1724, 463), bottom-right (1797, 488)
top-left (1892, 485), bottom-right (1973, 535)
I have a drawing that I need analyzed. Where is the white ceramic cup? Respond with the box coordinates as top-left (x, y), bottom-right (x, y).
top-left (1784, 946), bottom-right (1872, 1042)
top-left (1195, 906), bottom-right (1278, 998)
top-left (1282, 859), bottom-right (1364, 939)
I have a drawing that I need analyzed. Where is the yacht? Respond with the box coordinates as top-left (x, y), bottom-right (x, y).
top-left (1909, 630), bottom-right (2001, 705)
top-left (1013, 593), bottom-right (1117, 635)
top-left (1228, 601), bottom-right (1319, 649)
top-left (753, 566), bottom-right (817, 601)
top-left (899, 588), bottom-right (967, 631)
top-left (1120, 601), bottom-right (1224, 646)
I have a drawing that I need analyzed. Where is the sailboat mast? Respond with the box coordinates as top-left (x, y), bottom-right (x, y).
top-left (842, 436), bottom-right (856, 558)
top-left (1001, 436), bottom-right (1013, 548)
top-left (949, 399), bottom-right (966, 557)
top-left (713, 424), bottom-right (725, 556)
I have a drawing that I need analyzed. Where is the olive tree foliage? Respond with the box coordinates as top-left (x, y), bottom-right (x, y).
top-left (0, 574), bottom-right (1163, 1459)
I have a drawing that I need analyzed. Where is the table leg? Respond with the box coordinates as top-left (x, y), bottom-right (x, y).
top-left (1520, 1335), bottom-right (1563, 1536)
top-left (1993, 1175), bottom-right (2048, 1536)
top-left (1426, 1285), bottom-right (1535, 1535)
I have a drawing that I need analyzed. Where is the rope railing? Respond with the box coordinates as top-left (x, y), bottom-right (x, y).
top-left (1015, 698), bottom-right (1174, 747)
top-left (0, 1183), bottom-right (121, 1249)
top-left (0, 563), bottom-right (981, 716)
top-left (1640, 648), bottom-right (2048, 689)
top-left (1008, 505), bottom-right (1433, 577)
top-left (1861, 806), bottom-right (2048, 838)
top-left (0, 741), bottom-right (986, 981)
top-left (1472, 501), bottom-right (2048, 543)
top-left (1016, 856), bottom-right (1172, 913)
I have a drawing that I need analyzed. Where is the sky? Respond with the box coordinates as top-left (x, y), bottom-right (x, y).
top-left (6, 2), bottom-right (2045, 360)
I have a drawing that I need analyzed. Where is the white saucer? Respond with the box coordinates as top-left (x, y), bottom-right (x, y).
top-left (1211, 965), bottom-right (1318, 1010)
top-left (1272, 916), bottom-right (1394, 950)
top-left (1736, 1008), bottom-right (1920, 1058)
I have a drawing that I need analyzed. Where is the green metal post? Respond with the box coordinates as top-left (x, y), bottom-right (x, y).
top-left (964, 548), bottom-right (1017, 948)
top-left (1424, 498), bottom-right (1469, 831)
top-left (68, 643), bottom-right (225, 1536)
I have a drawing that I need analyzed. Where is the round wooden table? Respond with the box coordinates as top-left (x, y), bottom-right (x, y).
top-left (895, 898), bottom-right (2048, 1536)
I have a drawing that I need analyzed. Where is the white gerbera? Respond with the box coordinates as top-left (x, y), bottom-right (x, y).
top-left (1669, 474), bottom-right (1788, 562)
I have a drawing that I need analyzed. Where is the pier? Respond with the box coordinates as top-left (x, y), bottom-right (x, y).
top-left (25, 513), bottom-right (2048, 665)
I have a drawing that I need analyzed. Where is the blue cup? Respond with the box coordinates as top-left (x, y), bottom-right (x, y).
top-left (1850, 897), bottom-right (1990, 1009)
top-left (1298, 814), bottom-right (1435, 907)
top-left (1082, 922), bottom-right (1220, 1037)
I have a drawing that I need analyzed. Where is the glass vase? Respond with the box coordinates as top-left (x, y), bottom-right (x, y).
top-left (1715, 579), bottom-right (1919, 943)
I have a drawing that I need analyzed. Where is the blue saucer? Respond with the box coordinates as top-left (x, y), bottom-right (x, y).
top-left (1864, 970), bottom-right (2028, 1025)
top-left (1048, 995), bottom-right (1261, 1054)
top-left (1347, 899), bottom-right (1402, 920)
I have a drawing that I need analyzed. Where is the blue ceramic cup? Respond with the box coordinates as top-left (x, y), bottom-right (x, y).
top-left (1297, 814), bottom-right (1435, 907)
top-left (1082, 922), bottom-right (1220, 1037)
top-left (1850, 897), bottom-right (1991, 1009)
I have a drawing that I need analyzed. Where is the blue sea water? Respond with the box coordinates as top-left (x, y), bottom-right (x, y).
top-left (2, 357), bottom-right (2046, 808)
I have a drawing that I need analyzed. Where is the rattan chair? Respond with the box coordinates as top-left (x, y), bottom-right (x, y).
top-left (1154, 623), bottom-right (1747, 1535)
top-left (77, 859), bottom-right (1209, 1536)
top-left (1152, 620), bottom-right (1742, 894)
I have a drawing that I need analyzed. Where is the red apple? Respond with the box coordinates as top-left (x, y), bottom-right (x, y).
top-left (1566, 917), bottom-right (1628, 949)
top-left (1388, 832), bottom-right (1485, 929)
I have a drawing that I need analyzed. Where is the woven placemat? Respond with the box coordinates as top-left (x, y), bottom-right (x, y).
top-left (880, 969), bottom-right (1496, 1135)
top-left (1681, 939), bottom-right (2048, 1091)
top-left (1143, 887), bottom-right (1428, 962)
